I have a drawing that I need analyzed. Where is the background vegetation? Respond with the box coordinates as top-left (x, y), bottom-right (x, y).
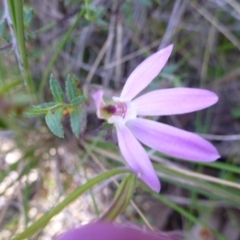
top-left (0, 0), bottom-right (240, 239)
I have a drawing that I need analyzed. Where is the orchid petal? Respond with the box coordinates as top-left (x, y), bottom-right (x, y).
top-left (120, 44), bottom-right (173, 101)
top-left (58, 221), bottom-right (184, 240)
top-left (115, 123), bottom-right (160, 192)
top-left (133, 88), bottom-right (218, 116)
top-left (127, 118), bottom-right (220, 162)
top-left (92, 90), bottom-right (105, 119)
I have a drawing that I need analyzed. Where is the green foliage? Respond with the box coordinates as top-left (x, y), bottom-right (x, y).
top-left (39, 8), bottom-right (85, 95)
top-left (83, 1), bottom-right (106, 25)
top-left (100, 174), bottom-right (136, 221)
top-left (144, 187), bottom-right (227, 240)
top-left (12, 168), bottom-right (129, 240)
top-left (23, 6), bottom-right (34, 26)
top-left (66, 74), bottom-right (78, 102)
top-left (7, 0), bottom-right (34, 94)
top-left (45, 109), bottom-right (64, 138)
top-left (71, 96), bottom-right (86, 107)
top-left (70, 109), bottom-right (82, 137)
top-left (26, 74), bottom-right (86, 138)
top-left (50, 74), bottom-right (64, 103)
top-left (24, 102), bottom-right (59, 116)
top-left (231, 106), bottom-right (240, 119)
top-left (139, 0), bottom-right (162, 6)
top-left (139, 0), bottom-right (153, 7)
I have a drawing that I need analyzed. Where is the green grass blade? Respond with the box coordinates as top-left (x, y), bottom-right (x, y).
top-left (12, 168), bottom-right (128, 240)
top-left (144, 188), bottom-right (228, 240)
top-left (8, 0), bottom-right (34, 95)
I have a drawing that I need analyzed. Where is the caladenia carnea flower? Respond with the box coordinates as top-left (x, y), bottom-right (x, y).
top-left (92, 44), bottom-right (220, 193)
top-left (57, 221), bottom-right (184, 240)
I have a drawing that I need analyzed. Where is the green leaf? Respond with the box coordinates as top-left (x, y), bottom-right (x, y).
top-left (24, 102), bottom-right (59, 116)
top-left (50, 74), bottom-right (64, 102)
top-left (12, 168), bottom-right (128, 240)
top-left (79, 108), bottom-right (87, 134)
top-left (70, 95), bottom-right (86, 107)
top-left (100, 174), bottom-right (136, 221)
top-left (70, 109), bottom-right (83, 138)
top-left (45, 108), bottom-right (64, 138)
top-left (23, 7), bottom-right (34, 26)
top-left (70, 108), bottom-right (86, 137)
top-left (66, 74), bottom-right (78, 102)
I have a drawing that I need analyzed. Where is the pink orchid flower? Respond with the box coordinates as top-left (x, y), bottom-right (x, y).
top-left (92, 44), bottom-right (220, 193)
top-left (57, 221), bottom-right (183, 240)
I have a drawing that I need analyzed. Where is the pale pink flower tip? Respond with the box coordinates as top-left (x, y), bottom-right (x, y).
top-left (58, 221), bottom-right (184, 240)
top-left (92, 44), bottom-right (220, 193)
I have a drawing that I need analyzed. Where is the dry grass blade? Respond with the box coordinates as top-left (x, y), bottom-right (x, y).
top-left (85, 33), bottom-right (114, 91)
top-left (225, 0), bottom-right (240, 15)
top-left (189, 0), bottom-right (240, 50)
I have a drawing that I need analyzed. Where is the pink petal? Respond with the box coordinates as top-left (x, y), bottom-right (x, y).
top-left (120, 44), bottom-right (173, 101)
top-left (133, 88), bottom-right (218, 116)
top-left (127, 118), bottom-right (220, 162)
top-left (92, 89), bottom-right (105, 119)
top-left (115, 123), bottom-right (160, 192)
top-left (58, 221), bottom-right (184, 240)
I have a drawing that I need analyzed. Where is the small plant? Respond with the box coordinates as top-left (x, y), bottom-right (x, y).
top-left (25, 74), bottom-right (86, 138)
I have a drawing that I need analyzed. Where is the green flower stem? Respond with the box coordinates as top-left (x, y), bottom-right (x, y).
top-left (12, 168), bottom-right (128, 240)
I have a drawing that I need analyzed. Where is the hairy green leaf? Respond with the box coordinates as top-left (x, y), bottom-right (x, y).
top-left (71, 95), bottom-right (86, 107)
top-left (66, 74), bottom-right (78, 102)
top-left (45, 108), bottom-right (64, 138)
top-left (70, 109), bottom-right (81, 137)
top-left (50, 74), bottom-right (64, 102)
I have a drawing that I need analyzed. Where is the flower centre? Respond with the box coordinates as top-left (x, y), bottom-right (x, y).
top-left (103, 102), bottom-right (127, 118)
top-left (102, 100), bottom-right (136, 125)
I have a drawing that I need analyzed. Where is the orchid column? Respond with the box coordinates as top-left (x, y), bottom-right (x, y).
top-left (92, 44), bottom-right (220, 192)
